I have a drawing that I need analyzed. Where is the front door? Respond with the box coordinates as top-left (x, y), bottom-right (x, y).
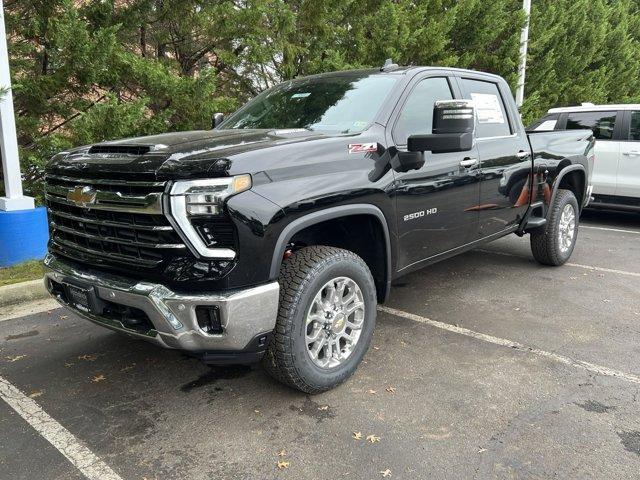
top-left (617, 110), bottom-right (640, 202)
top-left (391, 75), bottom-right (481, 272)
top-left (458, 76), bottom-right (532, 237)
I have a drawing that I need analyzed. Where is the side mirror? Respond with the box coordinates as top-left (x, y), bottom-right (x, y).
top-left (408, 100), bottom-right (475, 154)
top-left (212, 112), bottom-right (225, 129)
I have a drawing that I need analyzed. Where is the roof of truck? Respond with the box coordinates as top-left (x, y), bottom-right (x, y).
top-left (549, 104), bottom-right (640, 113)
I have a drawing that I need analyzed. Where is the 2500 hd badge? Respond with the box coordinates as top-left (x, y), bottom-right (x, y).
top-left (44, 63), bottom-right (594, 394)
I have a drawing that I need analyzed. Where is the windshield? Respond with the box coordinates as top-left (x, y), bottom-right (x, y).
top-left (220, 74), bottom-right (398, 134)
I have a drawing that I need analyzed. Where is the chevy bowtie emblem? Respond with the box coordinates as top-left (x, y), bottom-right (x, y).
top-left (67, 186), bottom-right (97, 207)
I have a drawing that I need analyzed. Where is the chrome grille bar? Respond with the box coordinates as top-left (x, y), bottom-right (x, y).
top-left (44, 188), bottom-right (163, 215)
top-left (45, 174), bottom-right (187, 269)
top-left (51, 238), bottom-right (161, 268)
top-left (45, 174), bottom-right (165, 188)
top-left (49, 222), bottom-right (186, 249)
top-left (48, 210), bottom-right (173, 231)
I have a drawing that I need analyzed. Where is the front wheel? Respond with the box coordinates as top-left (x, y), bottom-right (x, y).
top-left (263, 246), bottom-right (377, 394)
top-left (530, 188), bottom-right (579, 266)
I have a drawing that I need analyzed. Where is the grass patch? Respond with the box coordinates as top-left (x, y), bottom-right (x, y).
top-left (0, 260), bottom-right (44, 287)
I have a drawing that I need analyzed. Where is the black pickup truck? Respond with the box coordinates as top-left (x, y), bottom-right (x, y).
top-left (43, 64), bottom-right (594, 393)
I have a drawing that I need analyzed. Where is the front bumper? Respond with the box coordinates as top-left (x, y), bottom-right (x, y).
top-left (43, 254), bottom-right (279, 358)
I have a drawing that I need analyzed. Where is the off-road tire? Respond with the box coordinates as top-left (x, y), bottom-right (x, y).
top-left (262, 246), bottom-right (377, 394)
top-left (530, 188), bottom-right (579, 266)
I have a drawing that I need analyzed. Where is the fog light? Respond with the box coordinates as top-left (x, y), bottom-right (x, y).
top-left (196, 306), bottom-right (223, 334)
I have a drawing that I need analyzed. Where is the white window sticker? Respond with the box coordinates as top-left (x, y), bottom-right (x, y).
top-left (470, 93), bottom-right (505, 124)
top-left (291, 92), bottom-right (311, 99)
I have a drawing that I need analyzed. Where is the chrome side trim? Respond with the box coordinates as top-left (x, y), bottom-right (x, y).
top-left (44, 255), bottom-right (279, 352)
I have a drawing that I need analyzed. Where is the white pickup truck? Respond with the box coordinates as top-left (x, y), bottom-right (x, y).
top-left (529, 104), bottom-right (640, 213)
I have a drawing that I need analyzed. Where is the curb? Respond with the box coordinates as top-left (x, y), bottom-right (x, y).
top-left (0, 279), bottom-right (48, 308)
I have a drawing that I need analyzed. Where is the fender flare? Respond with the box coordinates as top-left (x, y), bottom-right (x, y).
top-left (548, 163), bottom-right (587, 213)
top-left (269, 204), bottom-right (393, 296)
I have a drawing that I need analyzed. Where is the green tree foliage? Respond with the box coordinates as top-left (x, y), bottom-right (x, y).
top-left (2, 0), bottom-right (640, 200)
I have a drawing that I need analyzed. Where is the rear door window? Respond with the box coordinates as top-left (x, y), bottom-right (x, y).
top-left (565, 111), bottom-right (617, 140)
top-left (628, 111), bottom-right (640, 140)
top-left (460, 78), bottom-right (512, 138)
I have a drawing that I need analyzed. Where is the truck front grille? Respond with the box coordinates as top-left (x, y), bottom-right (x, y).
top-left (45, 174), bottom-right (185, 269)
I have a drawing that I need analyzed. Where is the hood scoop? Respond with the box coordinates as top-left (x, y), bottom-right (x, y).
top-left (88, 144), bottom-right (155, 156)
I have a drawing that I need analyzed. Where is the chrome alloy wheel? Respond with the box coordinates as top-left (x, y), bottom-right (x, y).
top-left (558, 203), bottom-right (576, 254)
top-left (305, 276), bottom-right (365, 369)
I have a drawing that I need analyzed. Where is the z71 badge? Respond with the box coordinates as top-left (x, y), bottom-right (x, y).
top-left (348, 143), bottom-right (378, 154)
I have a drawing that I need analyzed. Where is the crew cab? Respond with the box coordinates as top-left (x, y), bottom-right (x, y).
top-left (44, 65), bottom-right (594, 393)
top-left (529, 103), bottom-right (640, 212)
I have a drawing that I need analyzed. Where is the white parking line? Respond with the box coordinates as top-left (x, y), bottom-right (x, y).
top-left (581, 225), bottom-right (640, 235)
top-left (476, 249), bottom-right (640, 278)
top-left (378, 306), bottom-right (640, 385)
top-left (0, 375), bottom-right (122, 480)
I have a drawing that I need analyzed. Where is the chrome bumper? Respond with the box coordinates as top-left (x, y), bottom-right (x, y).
top-left (43, 254), bottom-right (279, 353)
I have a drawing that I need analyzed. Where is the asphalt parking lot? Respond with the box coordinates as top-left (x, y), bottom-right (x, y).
top-left (1, 210), bottom-right (639, 480)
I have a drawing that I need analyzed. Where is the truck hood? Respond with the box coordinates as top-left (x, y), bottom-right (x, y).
top-left (48, 128), bottom-right (343, 180)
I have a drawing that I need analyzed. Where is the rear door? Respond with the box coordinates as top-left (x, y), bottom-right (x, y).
top-left (458, 76), bottom-right (532, 238)
top-left (389, 73), bottom-right (481, 271)
top-left (558, 110), bottom-right (620, 196)
top-left (617, 110), bottom-right (640, 200)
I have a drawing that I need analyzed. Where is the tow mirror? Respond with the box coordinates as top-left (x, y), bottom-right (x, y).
top-left (407, 100), bottom-right (475, 154)
top-left (212, 112), bottom-right (225, 129)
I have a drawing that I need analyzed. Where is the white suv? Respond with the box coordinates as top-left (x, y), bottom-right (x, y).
top-left (529, 104), bottom-right (640, 212)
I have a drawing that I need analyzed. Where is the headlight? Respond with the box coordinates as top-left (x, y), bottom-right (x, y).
top-left (168, 175), bottom-right (251, 259)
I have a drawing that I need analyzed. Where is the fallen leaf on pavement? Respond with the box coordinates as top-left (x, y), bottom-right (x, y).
top-left (277, 461), bottom-right (290, 469)
top-left (367, 389), bottom-right (377, 395)
top-left (386, 386), bottom-right (396, 394)
top-left (59, 315), bottom-right (68, 320)
top-left (380, 469), bottom-right (392, 477)
top-left (91, 374), bottom-right (106, 383)
top-left (366, 434), bottom-right (381, 443)
top-left (352, 432), bottom-right (363, 440)
top-left (6, 355), bottom-right (26, 362)
top-left (277, 449), bottom-right (287, 457)
top-left (318, 405), bottom-right (329, 411)
top-left (78, 354), bottom-right (97, 361)
top-left (29, 390), bottom-right (43, 398)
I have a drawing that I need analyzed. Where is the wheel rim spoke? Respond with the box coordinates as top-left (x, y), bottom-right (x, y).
top-left (558, 203), bottom-right (576, 254)
top-left (305, 275), bottom-right (366, 369)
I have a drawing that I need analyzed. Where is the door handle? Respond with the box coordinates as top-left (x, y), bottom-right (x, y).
top-left (623, 151), bottom-right (640, 156)
top-left (460, 158), bottom-right (478, 168)
top-left (517, 150), bottom-right (531, 159)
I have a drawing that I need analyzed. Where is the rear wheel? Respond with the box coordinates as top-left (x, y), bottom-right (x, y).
top-left (530, 188), bottom-right (579, 266)
top-left (263, 246), bottom-right (377, 394)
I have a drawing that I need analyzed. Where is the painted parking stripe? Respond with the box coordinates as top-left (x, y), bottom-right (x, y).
top-left (0, 375), bottom-right (122, 480)
top-left (476, 249), bottom-right (640, 278)
top-left (378, 306), bottom-right (640, 385)
top-left (581, 225), bottom-right (640, 235)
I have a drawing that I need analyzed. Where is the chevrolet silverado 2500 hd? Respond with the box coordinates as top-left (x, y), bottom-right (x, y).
top-left (44, 65), bottom-right (594, 393)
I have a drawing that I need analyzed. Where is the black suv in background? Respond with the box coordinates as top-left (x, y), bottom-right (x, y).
top-left (44, 65), bottom-right (594, 393)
